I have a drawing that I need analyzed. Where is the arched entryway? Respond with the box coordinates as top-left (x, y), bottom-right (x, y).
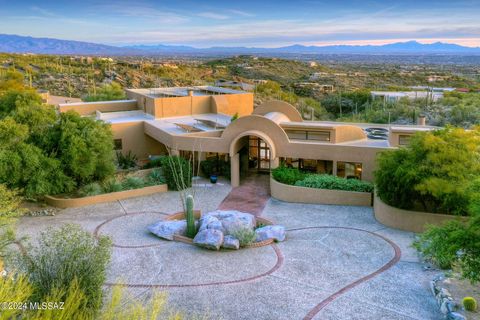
top-left (229, 130), bottom-right (278, 187)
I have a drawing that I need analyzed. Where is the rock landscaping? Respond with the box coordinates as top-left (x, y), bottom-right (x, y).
top-left (148, 209), bottom-right (286, 250)
top-left (430, 275), bottom-right (467, 320)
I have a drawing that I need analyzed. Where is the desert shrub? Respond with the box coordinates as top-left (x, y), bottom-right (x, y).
top-left (102, 178), bottom-right (123, 193)
top-left (0, 184), bottom-right (24, 257)
top-left (146, 168), bottom-right (166, 186)
top-left (142, 156), bottom-right (166, 169)
top-left (22, 224), bottom-right (112, 313)
top-left (160, 156), bottom-right (192, 191)
top-left (414, 215), bottom-right (480, 283)
top-left (79, 182), bottom-right (103, 197)
top-left (200, 158), bottom-right (230, 178)
top-left (121, 176), bottom-right (145, 190)
top-left (375, 127), bottom-right (480, 215)
top-left (0, 274), bottom-right (33, 319)
top-left (295, 174), bottom-right (374, 193)
top-left (272, 166), bottom-right (306, 185)
top-left (232, 226), bottom-right (256, 247)
top-left (463, 297), bottom-right (478, 312)
top-left (116, 151), bottom-right (137, 170)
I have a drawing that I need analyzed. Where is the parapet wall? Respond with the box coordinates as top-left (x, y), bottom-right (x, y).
top-left (270, 177), bottom-right (372, 207)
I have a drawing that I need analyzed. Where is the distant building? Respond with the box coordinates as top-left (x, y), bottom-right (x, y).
top-left (215, 79), bottom-right (254, 91)
top-left (309, 72), bottom-right (329, 81)
top-left (371, 91), bottom-right (443, 102)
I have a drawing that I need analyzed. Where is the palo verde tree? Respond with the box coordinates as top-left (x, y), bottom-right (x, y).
top-left (375, 126), bottom-right (480, 215)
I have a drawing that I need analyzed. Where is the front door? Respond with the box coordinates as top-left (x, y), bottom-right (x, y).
top-left (249, 136), bottom-right (270, 173)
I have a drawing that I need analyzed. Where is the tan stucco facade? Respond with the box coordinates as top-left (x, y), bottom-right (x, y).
top-left (58, 87), bottom-right (434, 187)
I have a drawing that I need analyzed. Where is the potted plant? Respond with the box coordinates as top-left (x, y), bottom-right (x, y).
top-left (210, 173), bottom-right (218, 184)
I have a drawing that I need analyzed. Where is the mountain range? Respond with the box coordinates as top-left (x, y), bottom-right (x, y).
top-left (1, 34), bottom-right (479, 56)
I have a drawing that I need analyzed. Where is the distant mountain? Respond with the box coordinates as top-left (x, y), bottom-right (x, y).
top-left (1, 34), bottom-right (479, 56)
top-left (0, 34), bottom-right (140, 55)
top-left (125, 40), bottom-right (480, 55)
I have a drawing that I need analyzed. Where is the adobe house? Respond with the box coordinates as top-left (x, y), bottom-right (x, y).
top-left (59, 86), bottom-right (435, 187)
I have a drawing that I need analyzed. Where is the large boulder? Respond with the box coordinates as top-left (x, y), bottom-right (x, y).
top-left (205, 210), bottom-right (256, 235)
top-left (198, 215), bottom-right (225, 233)
top-left (255, 225), bottom-right (286, 242)
top-left (193, 229), bottom-right (224, 250)
top-left (222, 235), bottom-right (240, 250)
top-left (148, 220), bottom-right (186, 240)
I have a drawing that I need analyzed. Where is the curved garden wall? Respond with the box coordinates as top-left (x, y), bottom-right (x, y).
top-left (45, 184), bottom-right (167, 209)
top-left (373, 193), bottom-right (469, 233)
top-left (270, 177), bottom-right (372, 207)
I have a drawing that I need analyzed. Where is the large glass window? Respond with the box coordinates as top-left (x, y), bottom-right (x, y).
top-left (398, 135), bottom-right (411, 146)
top-left (337, 162), bottom-right (362, 179)
top-left (249, 136), bottom-right (270, 171)
top-left (280, 158), bottom-right (333, 174)
top-left (285, 130), bottom-right (330, 142)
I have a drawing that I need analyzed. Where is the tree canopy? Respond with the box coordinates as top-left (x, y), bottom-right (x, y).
top-left (375, 126), bottom-right (480, 215)
top-left (0, 71), bottom-right (115, 197)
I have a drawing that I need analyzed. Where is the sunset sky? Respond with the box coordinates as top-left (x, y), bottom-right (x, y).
top-left (1, 0), bottom-right (479, 47)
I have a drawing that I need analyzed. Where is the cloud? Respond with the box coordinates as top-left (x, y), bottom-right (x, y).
top-left (91, 3), bottom-right (189, 24)
top-left (197, 12), bottom-right (229, 20)
top-left (30, 6), bottom-right (56, 17)
top-left (228, 9), bottom-right (254, 17)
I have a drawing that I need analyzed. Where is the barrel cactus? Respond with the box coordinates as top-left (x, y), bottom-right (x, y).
top-left (463, 297), bottom-right (477, 312)
top-left (185, 195), bottom-right (196, 238)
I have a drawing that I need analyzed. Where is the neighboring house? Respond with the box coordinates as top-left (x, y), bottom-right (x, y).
top-left (59, 86), bottom-right (435, 187)
top-left (371, 90), bottom-right (444, 102)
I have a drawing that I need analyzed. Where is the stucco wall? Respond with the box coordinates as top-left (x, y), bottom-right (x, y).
top-left (45, 184), bottom-right (167, 209)
top-left (59, 100), bottom-right (138, 116)
top-left (271, 177), bottom-right (372, 206)
top-left (112, 122), bottom-right (167, 160)
top-left (373, 193), bottom-right (469, 233)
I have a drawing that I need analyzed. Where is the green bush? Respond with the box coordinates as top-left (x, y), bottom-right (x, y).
top-left (231, 226), bottom-right (256, 247)
top-left (102, 178), bottom-right (123, 193)
top-left (142, 156), bottom-right (166, 169)
top-left (116, 151), bottom-right (137, 170)
top-left (146, 168), bottom-right (166, 186)
top-left (22, 224), bottom-right (112, 313)
top-left (375, 127), bottom-right (480, 215)
top-left (295, 174), bottom-right (374, 193)
top-left (463, 297), bottom-right (478, 312)
top-left (79, 182), bottom-right (103, 197)
top-left (160, 156), bottom-right (192, 191)
top-left (272, 166), bottom-right (306, 185)
top-left (121, 177), bottom-right (145, 190)
top-left (200, 158), bottom-right (230, 178)
top-left (0, 184), bottom-right (24, 258)
top-left (414, 215), bottom-right (480, 283)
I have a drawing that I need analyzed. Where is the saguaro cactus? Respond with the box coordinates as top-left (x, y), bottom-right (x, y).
top-left (186, 195), bottom-right (196, 238)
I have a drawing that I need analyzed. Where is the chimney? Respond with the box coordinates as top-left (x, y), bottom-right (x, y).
top-left (417, 115), bottom-right (426, 126)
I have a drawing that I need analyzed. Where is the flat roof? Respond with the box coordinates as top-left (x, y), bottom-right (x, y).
top-left (127, 86), bottom-right (248, 98)
top-left (146, 113), bottom-right (232, 135)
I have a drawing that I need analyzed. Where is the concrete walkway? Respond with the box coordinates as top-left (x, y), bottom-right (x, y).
top-left (218, 174), bottom-right (270, 215)
top-left (15, 178), bottom-right (441, 320)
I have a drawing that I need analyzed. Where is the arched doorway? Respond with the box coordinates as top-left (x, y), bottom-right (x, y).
top-left (229, 130), bottom-right (277, 187)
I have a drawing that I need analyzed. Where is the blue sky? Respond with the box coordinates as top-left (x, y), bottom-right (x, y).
top-left (1, 0), bottom-right (479, 47)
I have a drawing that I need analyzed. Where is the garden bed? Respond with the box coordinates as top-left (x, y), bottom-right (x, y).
top-left (165, 211), bottom-right (276, 249)
top-left (270, 177), bottom-right (372, 206)
top-left (45, 184), bottom-right (167, 209)
top-left (373, 193), bottom-right (469, 233)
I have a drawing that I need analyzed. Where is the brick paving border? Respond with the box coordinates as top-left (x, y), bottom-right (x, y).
top-left (286, 226), bottom-right (402, 320)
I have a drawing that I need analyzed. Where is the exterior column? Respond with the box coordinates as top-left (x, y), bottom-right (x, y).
top-left (271, 157), bottom-right (279, 169)
top-left (230, 153), bottom-right (240, 187)
top-left (332, 160), bottom-right (338, 176)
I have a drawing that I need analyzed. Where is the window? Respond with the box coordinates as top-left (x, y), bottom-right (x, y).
top-left (285, 130), bottom-right (330, 141)
top-left (280, 158), bottom-right (333, 174)
top-left (398, 135), bottom-right (411, 146)
top-left (285, 130), bottom-right (307, 140)
top-left (114, 139), bottom-right (123, 151)
top-left (307, 131), bottom-right (330, 141)
top-left (337, 162), bottom-right (362, 180)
